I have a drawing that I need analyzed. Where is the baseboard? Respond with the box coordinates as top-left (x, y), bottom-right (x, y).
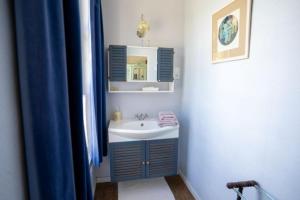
top-left (96, 176), bottom-right (111, 183)
top-left (179, 170), bottom-right (203, 200)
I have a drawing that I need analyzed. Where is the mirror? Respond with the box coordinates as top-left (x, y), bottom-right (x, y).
top-left (127, 46), bottom-right (157, 82)
top-left (127, 56), bottom-right (147, 81)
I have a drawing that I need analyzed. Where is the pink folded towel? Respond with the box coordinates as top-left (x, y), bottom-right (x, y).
top-left (159, 115), bottom-right (177, 121)
top-left (159, 112), bottom-right (177, 120)
top-left (159, 121), bottom-right (178, 127)
top-left (159, 111), bottom-right (175, 116)
top-left (158, 111), bottom-right (178, 127)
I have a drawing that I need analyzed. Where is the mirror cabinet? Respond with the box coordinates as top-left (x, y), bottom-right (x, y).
top-left (108, 45), bottom-right (175, 93)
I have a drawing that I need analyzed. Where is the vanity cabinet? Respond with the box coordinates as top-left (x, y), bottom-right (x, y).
top-left (110, 138), bottom-right (178, 182)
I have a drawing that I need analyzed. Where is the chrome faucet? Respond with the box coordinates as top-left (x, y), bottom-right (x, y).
top-left (135, 113), bottom-right (149, 120)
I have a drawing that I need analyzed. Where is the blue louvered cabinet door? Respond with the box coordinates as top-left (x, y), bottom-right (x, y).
top-left (157, 48), bottom-right (174, 82)
top-left (110, 141), bottom-right (146, 182)
top-left (109, 45), bottom-right (127, 81)
top-left (146, 138), bottom-right (178, 178)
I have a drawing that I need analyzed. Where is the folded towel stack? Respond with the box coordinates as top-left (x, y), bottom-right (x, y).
top-left (158, 111), bottom-right (178, 127)
top-left (142, 86), bottom-right (159, 91)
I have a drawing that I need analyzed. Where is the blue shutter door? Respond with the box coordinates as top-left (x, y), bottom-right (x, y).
top-left (109, 45), bottom-right (127, 81)
top-left (109, 141), bottom-right (146, 182)
top-left (157, 48), bottom-right (174, 82)
top-left (146, 139), bottom-right (178, 178)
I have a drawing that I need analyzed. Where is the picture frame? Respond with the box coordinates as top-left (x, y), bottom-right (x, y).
top-left (212, 0), bottom-right (252, 63)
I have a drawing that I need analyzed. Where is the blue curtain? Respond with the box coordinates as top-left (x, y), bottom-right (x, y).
top-left (14, 0), bottom-right (92, 199)
top-left (90, 0), bottom-right (107, 166)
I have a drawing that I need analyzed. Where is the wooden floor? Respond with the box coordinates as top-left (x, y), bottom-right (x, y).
top-left (94, 175), bottom-right (195, 200)
top-left (165, 176), bottom-right (195, 200)
top-left (94, 181), bottom-right (118, 200)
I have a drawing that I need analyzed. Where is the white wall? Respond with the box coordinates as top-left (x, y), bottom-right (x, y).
top-left (181, 0), bottom-right (300, 199)
top-left (102, 0), bottom-right (184, 119)
top-left (95, 0), bottom-right (184, 179)
top-left (0, 0), bottom-right (28, 199)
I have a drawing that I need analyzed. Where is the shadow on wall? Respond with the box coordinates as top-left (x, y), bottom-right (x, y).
top-left (0, 0), bottom-right (28, 199)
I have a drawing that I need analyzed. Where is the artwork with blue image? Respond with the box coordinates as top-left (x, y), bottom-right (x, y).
top-left (218, 15), bottom-right (239, 45)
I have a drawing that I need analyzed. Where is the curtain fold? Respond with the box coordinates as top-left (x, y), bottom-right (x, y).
top-left (14, 0), bottom-right (92, 199)
top-left (90, 0), bottom-right (108, 166)
top-left (63, 1), bottom-right (93, 199)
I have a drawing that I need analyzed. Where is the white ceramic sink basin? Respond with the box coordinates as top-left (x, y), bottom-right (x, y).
top-left (108, 119), bottom-right (179, 142)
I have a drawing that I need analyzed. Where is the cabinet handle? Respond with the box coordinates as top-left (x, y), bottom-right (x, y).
top-left (146, 161), bottom-right (150, 165)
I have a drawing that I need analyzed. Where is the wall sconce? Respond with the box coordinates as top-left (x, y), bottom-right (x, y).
top-left (137, 14), bottom-right (150, 46)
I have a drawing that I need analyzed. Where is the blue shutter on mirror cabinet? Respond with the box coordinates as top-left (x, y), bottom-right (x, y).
top-left (109, 45), bottom-right (127, 81)
top-left (146, 138), bottom-right (178, 178)
top-left (157, 48), bottom-right (174, 82)
top-left (110, 141), bottom-right (146, 182)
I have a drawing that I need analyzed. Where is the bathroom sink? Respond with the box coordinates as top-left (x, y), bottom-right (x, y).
top-left (108, 119), bottom-right (179, 142)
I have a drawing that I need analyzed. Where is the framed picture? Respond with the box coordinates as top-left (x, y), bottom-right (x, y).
top-left (212, 0), bottom-right (252, 63)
